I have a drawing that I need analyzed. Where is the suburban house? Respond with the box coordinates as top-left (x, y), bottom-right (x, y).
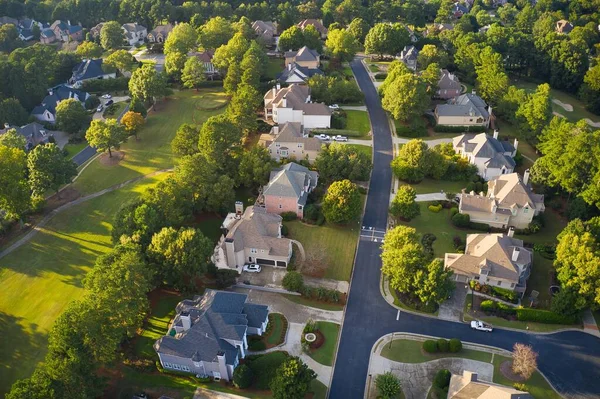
top-left (284, 46), bottom-right (320, 68)
top-left (398, 45), bottom-right (418, 70)
top-left (437, 69), bottom-right (462, 99)
top-left (448, 371), bottom-right (531, 398)
top-left (259, 162), bottom-right (318, 218)
top-left (252, 20), bottom-right (277, 46)
top-left (147, 23), bottom-right (173, 43)
top-left (89, 22), bottom-right (104, 39)
top-left (297, 19), bottom-right (328, 38)
top-left (453, 131), bottom-right (517, 180)
top-left (452, 2), bottom-right (469, 18)
top-left (277, 62), bottom-right (323, 84)
top-left (444, 231), bottom-right (532, 295)
top-left (0, 122), bottom-right (55, 151)
top-left (17, 18), bottom-right (40, 41)
top-left (435, 92), bottom-right (492, 128)
top-left (264, 84), bottom-right (331, 129)
top-left (31, 84), bottom-right (89, 123)
top-left (154, 290), bottom-right (269, 381)
top-left (50, 20), bottom-right (83, 42)
top-left (40, 28), bottom-right (56, 44)
top-left (122, 23), bottom-right (147, 46)
top-left (69, 59), bottom-right (117, 88)
top-left (264, 122), bottom-right (322, 162)
top-left (425, 23), bottom-right (454, 37)
top-left (195, 50), bottom-right (218, 78)
top-left (458, 171), bottom-right (545, 229)
top-left (556, 19), bottom-right (573, 34)
top-left (213, 204), bottom-right (292, 270)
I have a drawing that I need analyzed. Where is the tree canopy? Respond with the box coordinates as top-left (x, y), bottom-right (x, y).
top-left (322, 179), bottom-right (362, 223)
top-left (85, 118), bottom-right (127, 158)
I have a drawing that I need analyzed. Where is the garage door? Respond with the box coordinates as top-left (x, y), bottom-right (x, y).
top-left (276, 261), bottom-right (287, 267)
top-left (256, 258), bottom-right (275, 266)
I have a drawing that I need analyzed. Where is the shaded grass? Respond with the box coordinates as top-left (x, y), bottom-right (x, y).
top-left (63, 142), bottom-right (88, 159)
top-left (523, 256), bottom-right (555, 309)
top-left (492, 355), bottom-right (562, 399)
top-left (311, 379), bottom-right (328, 399)
top-left (266, 58), bottom-right (284, 80)
top-left (345, 144), bottom-right (372, 161)
top-left (248, 351), bottom-right (288, 390)
top-left (283, 294), bottom-right (345, 311)
top-left (284, 220), bottom-right (360, 281)
top-left (307, 321), bottom-right (340, 366)
top-left (406, 179), bottom-right (466, 195)
top-left (380, 339), bottom-right (492, 364)
top-left (265, 313), bottom-right (287, 346)
top-left (103, 101), bottom-right (127, 119)
top-left (344, 110), bottom-right (371, 137)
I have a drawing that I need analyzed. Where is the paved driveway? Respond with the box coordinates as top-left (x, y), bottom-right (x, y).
top-left (437, 283), bottom-right (468, 322)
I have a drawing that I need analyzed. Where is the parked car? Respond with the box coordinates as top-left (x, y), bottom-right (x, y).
top-left (328, 104), bottom-right (340, 109)
top-left (105, 99), bottom-right (114, 106)
top-left (333, 135), bottom-right (348, 142)
top-left (243, 264), bottom-right (262, 273)
top-left (96, 105), bottom-right (103, 112)
top-left (316, 134), bottom-right (331, 141)
top-left (102, 94), bottom-right (112, 99)
top-left (470, 320), bottom-right (493, 332)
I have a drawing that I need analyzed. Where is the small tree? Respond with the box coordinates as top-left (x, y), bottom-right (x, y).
top-left (322, 179), bottom-right (362, 223)
top-left (120, 111), bottom-right (145, 138)
top-left (55, 98), bottom-right (90, 134)
top-left (270, 356), bottom-right (316, 399)
top-left (283, 271), bottom-right (304, 292)
top-left (512, 343), bottom-right (538, 379)
top-left (0, 128), bottom-right (26, 149)
top-left (181, 56), bottom-right (206, 90)
top-left (27, 143), bottom-right (77, 196)
top-left (375, 372), bottom-right (401, 399)
top-left (233, 364), bottom-right (253, 389)
top-left (85, 119), bottom-right (127, 158)
top-left (76, 41), bottom-right (103, 58)
top-left (390, 185), bottom-right (419, 220)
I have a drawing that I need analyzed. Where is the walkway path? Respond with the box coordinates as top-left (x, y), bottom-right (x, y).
top-left (341, 105), bottom-right (367, 111)
top-left (0, 168), bottom-right (172, 260)
top-left (414, 193), bottom-right (447, 202)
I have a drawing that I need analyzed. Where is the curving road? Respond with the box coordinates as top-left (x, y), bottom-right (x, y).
top-left (328, 59), bottom-right (600, 399)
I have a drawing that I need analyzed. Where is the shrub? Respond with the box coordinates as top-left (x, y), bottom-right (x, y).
top-left (81, 76), bottom-right (130, 93)
top-left (233, 364), bottom-right (253, 388)
top-left (423, 340), bottom-right (438, 353)
top-left (303, 319), bottom-right (317, 334)
top-left (248, 336), bottom-right (266, 351)
top-left (433, 369), bottom-right (451, 389)
top-left (527, 219), bottom-right (542, 234)
top-left (428, 204), bottom-right (442, 213)
top-left (421, 233), bottom-right (436, 259)
top-left (491, 286), bottom-right (519, 304)
top-left (450, 208), bottom-right (459, 217)
top-left (280, 211), bottom-right (297, 221)
top-left (453, 235), bottom-right (465, 251)
top-left (469, 222), bottom-right (489, 231)
top-left (516, 308), bottom-right (578, 325)
top-left (436, 338), bottom-right (449, 353)
top-left (448, 338), bottom-right (462, 353)
top-left (451, 213), bottom-right (470, 228)
top-left (332, 111), bottom-right (348, 129)
top-left (281, 224), bottom-right (289, 236)
top-left (374, 72), bottom-right (388, 80)
top-left (480, 300), bottom-right (498, 312)
top-left (207, 262), bottom-right (218, 277)
top-left (215, 269), bottom-right (238, 288)
top-left (282, 271), bottom-right (304, 292)
top-left (375, 372), bottom-right (401, 399)
top-left (395, 124), bottom-right (428, 138)
top-left (303, 204), bottom-right (320, 222)
top-left (358, 186), bottom-right (367, 194)
top-left (513, 383), bottom-right (529, 392)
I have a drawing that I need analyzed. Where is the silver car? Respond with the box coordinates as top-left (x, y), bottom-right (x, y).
top-left (243, 263), bottom-right (262, 273)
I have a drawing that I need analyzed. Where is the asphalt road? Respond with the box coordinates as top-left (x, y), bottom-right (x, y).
top-left (328, 59), bottom-right (600, 399)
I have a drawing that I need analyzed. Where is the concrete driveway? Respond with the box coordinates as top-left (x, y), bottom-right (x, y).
top-left (437, 283), bottom-right (468, 322)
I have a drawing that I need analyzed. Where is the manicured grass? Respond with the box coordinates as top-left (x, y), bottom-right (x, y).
top-left (103, 101), bottom-right (127, 119)
top-left (283, 294), bottom-right (345, 311)
top-left (248, 351), bottom-right (289, 390)
top-left (63, 142), bottom-right (88, 159)
top-left (344, 110), bottom-right (371, 138)
top-left (492, 355), bottom-right (562, 399)
top-left (514, 209), bottom-right (566, 246)
top-left (311, 379), bottom-right (328, 399)
top-left (342, 65), bottom-right (354, 78)
top-left (133, 290), bottom-right (184, 359)
top-left (265, 57), bottom-right (284, 80)
top-left (406, 179), bottom-right (467, 195)
top-left (380, 339), bottom-right (492, 364)
top-left (72, 89), bottom-right (228, 195)
top-left (368, 64), bottom-right (380, 72)
top-left (284, 220), bottom-right (360, 281)
top-left (345, 144), bottom-right (372, 161)
top-left (0, 174), bottom-right (167, 395)
top-left (264, 313), bottom-right (287, 347)
top-left (524, 256), bottom-right (555, 309)
top-left (307, 321), bottom-right (340, 366)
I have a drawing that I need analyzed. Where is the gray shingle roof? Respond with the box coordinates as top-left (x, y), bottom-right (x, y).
top-left (71, 59), bottom-right (106, 82)
top-left (32, 84), bottom-right (88, 116)
top-left (399, 45), bottom-right (418, 61)
top-left (277, 62), bottom-right (324, 82)
top-left (436, 93), bottom-right (490, 119)
top-left (453, 133), bottom-right (515, 169)
top-left (264, 162), bottom-right (318, 206)
top-left (284, 46), bottom-right (320, 62)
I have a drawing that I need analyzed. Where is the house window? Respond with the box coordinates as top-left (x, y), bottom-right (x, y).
top-left (298, 143), bottom-right (302, 147)
top-left (279, 204), bottom-right (282, 209)
top-left (497, 281), bottom-right (502, 286)
top-left (164, 362), bottom-right (172, 369)
top-left (213, 371), bottom-right (221, 381)
top-left (524, 207), bottom-right (529, 214)
top-left (251, 248), bottom-right (257, 254)
top-left (511, 283), bottom-right (515, 288)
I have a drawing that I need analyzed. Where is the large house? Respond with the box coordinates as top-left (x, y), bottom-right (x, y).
top-left (17, 18), bottom-right (40, 41)
top-left (448, 371), bottom-right (532, 398)
top-left (0, 122), bottom-right (55, 151)
top-left (154, 290), bottom-right (269, 381)
top-left (214, 204), bottom-right (292, 270)
top-left (69, 59), bottom-right (117, 88)
top-left (264, 84), bottom-right (331, 129)
top-left (297, 19), bottom-right (328, 38)
top-left (435, 92), bottom-right (492, 128)
top-left (40, 27), bottom-right (56, 44)
top-left (31, 85), bottom-right (89, 123)
top-left (444, 231), bottom-right (532, 295)
top-left (147, 23), bottom-right (173, 43)
top-left (122, 23), bottom-right (147, 46)
top-left (459, 171), bottom-right (545, 229)
top-left (89, 22), bottom-right (104, 39)
top-left (398, 45), bottom-right (418, 71)
top-left (50, 20), bottom-right (83, 42)
top-left (252, 20), bottom-right (277, 46)
top-left (284, 46), bottom-right (320, 69)
top-left (437, 69), bottom-right (462, 99)
top-left (277, 62), bottom-right (323, 84)
top-left (425, 23), bottom-right (454, 37)
top-left (260, 162), bottom-right (318, 218)
top-left (264, 122), bottom-right (322, 162)
top-left (453, 131), bottom-right (517, 180)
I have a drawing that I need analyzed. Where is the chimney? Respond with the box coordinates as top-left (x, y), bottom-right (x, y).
top-left (224, 238), bottom-right (236, 269)
top-left (272, 86), bottom-right (276, 97)
top-left (272, 125), bottom-right (279, 135)
top-left (493, 129), bottom-right (498, 139)
top-left (513, 138), bottom-right (519, 152)
top-left (465, 371), bottom-right (478, 382)
top-left (180, 312), bottom-right (191, 331)
top-left (217, 351), bottom-right (230, 380)
top-left (288, 63), bottom-right (292, 70)
top-left (488, 105), bottom-right (493, 116)
top-left (523, 169), bottom-right (530, 186)
top-left (282, 95), bottom-right (287, 108)
top-left (512, 247), bottom-right (520, 262)
top-left (508, 227), bottom-right (515, 237)
top-left (235, 201), bottom-right (244, 215)
top-left (276, 82), bottom-right (281, 90)
top-left (471, 89), bottom-right (476, 95)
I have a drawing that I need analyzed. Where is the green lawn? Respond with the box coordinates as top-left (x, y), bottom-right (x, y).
top-left (311, 379), bottom-right (328, 399)
top-left (264, 313), bottom-right (287, 347)
top-left (72, 89), bottom-right (228, 195)
top-left (342, 65), bottom-right (354, 78)
top-left (284, 220), bottom-right (360, 281)
top-left (0, 174), bottom-right (167, 395)
top-left (344, 110), bottom-right (371, 138)
top-left (405, 179), bottom-right (467, 195)
top-left (63, 142), bottom-right (88, 159)
top-left (514, 209), bottom-right (566, 246)
top-left (103, 101), bottom-right (127, 119)
top-left (380, 339), bottom-right (492, 364)
top-left (265, 58), bottom-right (284, 80)
top-left (345, 144), bottom-right (372, 161)
top-left (492, 355), bottom-right (562, 399)
top-left (307, 321), bottom-right (340, 366)
top-left (248, 351), bottom-right (289, 390)
top-left (283, 294), bottom-right (345, 311)
top-left (368, 64), bottom-right (380, 72)
top-left (524, 256), bottom-right (555, 308)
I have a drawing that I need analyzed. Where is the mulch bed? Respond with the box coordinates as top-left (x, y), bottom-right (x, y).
top-left (500, 360), bottom-right (527, 382)
top-left (45, 187), bottom-right (82, 211)
top-left (309, 330), bottom-right (325, 350)
top-left (99, 150), bottom-right (124, 166)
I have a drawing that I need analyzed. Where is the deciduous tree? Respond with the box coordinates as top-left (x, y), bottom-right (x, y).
top-left (100, 21), bottom-right (123, 50)
top-left (0, 145), bottom-right (29, 220)
top-left (270, 357), bottom-right (316, 399)
top-left (512, 343), bottom-right (538, 379)
top-left (390, 185), bottom-right (420, 221)
top-left (76, 41), bottom-right (102, 58)
top-left (417, 44), bottom-right (449, 69)
top-left (171, 123), bottom-right (199, 157)
top-left (278, 25), bottom-right (305, 51)
top-left (314, 142), bottom-right (372, 183)
top-left (364, 23), bottom-right (409, 57)
top-left (347, 17), bottom-right (370, 44)
top-left (237, 146), bottom-right (272, 186)
top-left (391, 139), bottom-right (429, 183)
top-left (199, 16), bottom-right (233, 50)
top-left (0, 128), bottom-right (26, 149)
top-left (105, 49), bottom-right (138, 73)
top-left (322, 179), bottom-right (362, 223)
top-left (381, 226), bottom-right (425, 293)
top-left (0, 98), bottom-right (28, 127)
top-left (128, 64), bottom-right (168, 103)
top-left (120, 111), bottom-right (145, 138)
top-left (55, 98), bottom-right (90, 134)
top-left (325, 28), bottom-right (357, 62)
top-left (413, 259), bottom-right (455, 305)
top-left (85, 118), bottom-right (127, 158)
top-left (181, 56), bottom-right (206, 89)
top-left (381, 73), bottom-right (429, 122)
top-left (27, 143), bottom-right (77, 196)
top-left (516, 83), bottom-right (552, 140)
top-left (227, 83), bottom-right (260, 135)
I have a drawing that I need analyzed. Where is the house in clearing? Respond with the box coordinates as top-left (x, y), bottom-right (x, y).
top-left (263, 83), bottom-right (331, 129)
top-left (154, 290), bottom-right (268, 381)
top-left (69, 58), bottom-right (117, 88)
top-left (444, 230), bottom-right (532, 295)
top-left (448, 370), bottom-right (532, 398)
top-left (277, 62), bottom-right (324, 84)
top-left (264, 122), bottom-right (322, 162)
top-left (252, 20), bottom-right (277, 46)
top-left (436, 69), bottom-right (462, 99)
top-left (284, 46), bottom-right (320, 69)
top-left (435, 92), bottom-right (492, 128)
top-left (458, 171), bottom-right (545, 229)
top-left (297, 19), bottom-right (328, 38)
top-left (31, 84), bottom-right (90, 124)
top-left (452, 131), bottom-right (517, 180)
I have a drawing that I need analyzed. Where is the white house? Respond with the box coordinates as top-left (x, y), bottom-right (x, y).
top-left (453, 131), bottom-right (517, 180)
top-left (263, 84), bottom-right (331, 129)
top-left (122, 23), bottom-right (147, 46)
top-left (31, 85), bottom-right (90, 124)
top-left (264, 122), bottom-right (322, 162)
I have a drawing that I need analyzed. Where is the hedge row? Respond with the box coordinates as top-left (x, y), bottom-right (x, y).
top-left (422, 338), bottom-right (462, 353)
top-left (516, 308), bottom-right (578, 325)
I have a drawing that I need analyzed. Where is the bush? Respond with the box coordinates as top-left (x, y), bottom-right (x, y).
top-left (256, 119), bottom-right (272, 133)
top-left (206, 262), bottom-right (218, 277)
top-left (421, 233), bottom-right (436, 260)
top-left (332, 111), bottom-right (347, 129)
top-left (81, 76), bottom-right (130, 93)
top-left (453, 235), bottom-right (465, 251)
top-left (280, 211), bottom-right (297, 221)
top-left (215, 269), bottom-right (238, 288)
top-left (516, 308), bottom-right (578, 325)
top-left (247, 336), bottom-right (266, 351)
top-left (491, 286), bottom-right (519, 304)
top-left (374, 72), bottom-right (388, 80)
top-left (480, 300), bottom-right (498, 312)
top-left (450, 208), bottom-right (459, 217)
top-left (513, 383), bottom-right (529, 392)
top-left (303, 204), bottom-right (321, 223)
top-left (448, 338), bottom-right (462, 353)
top-left (527, 219), bottom-right (542, 234)
top-left (282, 271), bottom-right (304, 292)
top-left (433, 369), bottom-right (451, 389)
top-left (423, 340), bottom-right (438, 353)
top-left (469, 222), bottom-right (489, 231)
top-left (233, 364), bottom-right (253, 388)
top-left (436, 338), bottom-right (449, 352)
top-left (395, 124), bottom-right (428, 138)
top-left (281, 224), bottom-right (289, 236)
top-left (451, 213), bottom-right (470, 228)
top-left (428, 204), bottom-right (442, 213)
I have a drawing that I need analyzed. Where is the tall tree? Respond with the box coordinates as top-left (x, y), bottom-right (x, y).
top-left (270, 357), bottom-right (317, 399)
top-left (381, 73), bottom-right (429, 122)
top-left (223, 59), bottom-right (242, 96)
top-left (85, 119), bottom-right (127, 158)
top-left (0, 145), bottom-right (30, 220)
top-left (0, 98), bottom-right (28, 127)
top-left (381, 226), bottom-right (425, 293)
top-left (364, 23), bottom-right (409, 57)
top-left (199, 16), bottom-right (233, 50)
top-left (390, 185), bottom-right (420, 221)
top-left (181, 56), bottom-right (206, 90)
top-left (516, 83), bottom-right (552, 140)
top-left (417, 45), bottom-right (449, 69)
top-left (104, 49), bottom-right (138, 73)
top-left (302, 25), bottom-right (322, 53)
top-left (314, 142), bottom-right (372, 183)
top-left (0, 23), bottom-right (21, 53)
top-left (164, 23), bottom-right (198, 77)
top-left (100, 21), bottom-right (123, 50)
top-left (413, 259), bottom-right (455, 305)
top-left (347, 18), bottom-right (370, 45)
top-left (197, 114), bottom-right (243, 171)
top-left (55, 99), bottom-right (90, 134)
top-left (237, 146), bottom-right (272, 187)
top-left (475, 46), bottom-right (509, 105)
top-left (75, 41), bottom-right (103, 58)
top-left (120, 111), bottom-right (145, 138)
top-left (325, 28), bottom-right (357, 62)
top-left (171, 123), bottom-right (199, 157)
top-left (322, 179), bottom-right (362, 223)
top-left (0, 128), bottom-right (26, 149)
top-left (212, 32), bottom-right (250, 71)
top-left (278, 25), bottom-right (305, 51)
top-left (27, 143), bottom-right (77, 196)
top-left (128, 64), bottom-right (168, 103)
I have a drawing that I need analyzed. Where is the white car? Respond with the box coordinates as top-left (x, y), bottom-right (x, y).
top-left (243, 264), bottom-right (262, 273)
top-left (102, 94), bottom-right (112, 99)
top-left (471, 320), bottom-right (493, 332)
top-left (328, 104), bottom-right (340, 109)
top-left (333, 135), bottom-right (348, 142)
top-left (96, 105), bottom-right (103, 112)
top-left (316, 134), bottom-right (331, 141)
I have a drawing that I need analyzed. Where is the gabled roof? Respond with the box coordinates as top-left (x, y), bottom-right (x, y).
top-left (438, 93), bottom-right (490, 119)
top-left (224, 206), bottom-right (290, 256)
top-left (68, 24), bottom-right (82, 34)
top-left (297, 19), bottom-right (327, 35)
top-left (453, 133), bottom-right (515, 169)
top-left (196, 50), bottom-right (214, 63)
top-left (71, 59), bottom-right (106, 82)
top-left (438, 69), bottom-right (461, 91)
top-left (41, 28), bottom-right (55, 38)
top-left (487, 173), bottom-right (544, 209)
top-left (149, 23), bottom-right (173, 37)
top-left (252, 20), bottom-right (276, 36)
top-left (284, 46), bottom-right (320, 62)
top-left (264, 84), bottom-right (331, 116)
top-left (122, 22), bottom-right (146, 33)
top-left (277, 62), bottom-right (323, 83)
top-left (399, 45), bottom-right (418, 61)
top-left (271, 122), bottom-right (322, 151)
top-left (264, 162), bottom-right (318, 206)
top-left (556, 19), bottom-right (573, 33)
top-left (449, 371), bottom-right (532, 399)
top-left (33, 84), bottom-right (88, 116)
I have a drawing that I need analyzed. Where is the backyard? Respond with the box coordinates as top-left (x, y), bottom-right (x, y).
top-left (266, 57), bottom-right (284, 80)
top-left (344, 110), bottom-right (371, 138)
top-left (404, 179), bottom-right (467, 195)
top-left (306, 321), bottom-right (340, 366)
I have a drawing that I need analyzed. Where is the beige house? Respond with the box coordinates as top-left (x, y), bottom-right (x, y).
top-left (435, 92), bottom-right (492, 128)
top-left (252, 20), bottom-right (277, 46)
top-left (264, 122), bottom-right (322, 162)
top-left (259, 162), bottom-right (318, 218)
top-left (297, 19), bottom-right (328, 38)
top-left (459, 171), bottom-right (545, 229)
top-left (444, 231), bottom-right (532, 295)
top-left (264, 84), bottom-right (331, 129)
top-left (453, 131), bottom-right (517, 180)
top-left (284, 46), bottom-right (320, 68)
top-left (448, 371), bottom-right (532, 398)
top-left (213, 204), bottom-right (292, 270)
top-left (437, 69), bottom-right (462, 99)
top-left (147, 23), bottom-right (173, 43)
